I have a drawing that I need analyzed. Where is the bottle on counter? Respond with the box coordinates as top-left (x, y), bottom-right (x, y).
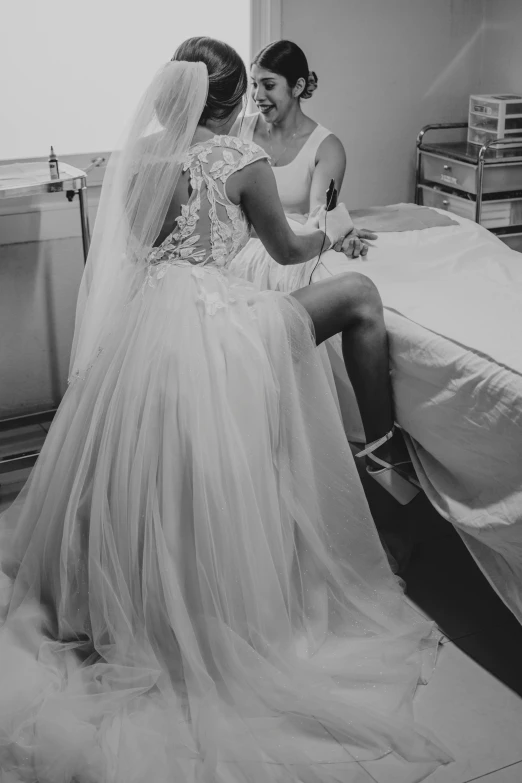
top-left (48, 146), bottom-right (62, 192)
top-left (49, 146), bottom-right (60, 179)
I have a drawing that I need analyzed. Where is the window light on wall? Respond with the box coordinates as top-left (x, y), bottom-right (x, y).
top-left (0, 1), bottom-right (251, 160)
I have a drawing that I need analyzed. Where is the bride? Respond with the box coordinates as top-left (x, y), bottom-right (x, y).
top-left (0, 36), bottom-right (450, 783)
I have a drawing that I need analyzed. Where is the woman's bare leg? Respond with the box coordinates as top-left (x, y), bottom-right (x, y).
top-left (293, 272), bottom-right (417, 571)
top-left (291, 271), bottom-right (409, 465)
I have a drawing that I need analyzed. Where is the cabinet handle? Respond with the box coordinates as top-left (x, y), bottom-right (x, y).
top-left (443, 164), bottom-right (452, 170)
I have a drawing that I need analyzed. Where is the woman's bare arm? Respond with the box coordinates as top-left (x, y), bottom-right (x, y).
top-left (309, 134), bottom-right (346, 212)
top-left (227, 159), bottom-right (328, 266)
top-left (309, 135), bottom-right (378, 258)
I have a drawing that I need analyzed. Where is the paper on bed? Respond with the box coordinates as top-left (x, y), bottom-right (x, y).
top-left (351, 203), bottom-right (458, 232)
top-left (284, 204), bottom-right (458, 231)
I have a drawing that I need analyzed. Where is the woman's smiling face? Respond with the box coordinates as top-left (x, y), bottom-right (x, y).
top-left (250, 63), bottom-right (294, 124)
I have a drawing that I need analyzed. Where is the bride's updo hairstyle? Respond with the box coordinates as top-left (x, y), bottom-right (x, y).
top-left (172, 36), bottom-right (247, 124)
top-left (252, 40), bottom-right (318, 100)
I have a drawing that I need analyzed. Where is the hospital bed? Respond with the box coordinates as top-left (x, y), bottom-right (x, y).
top-left (234, 207), bottom-right (522, 623)
top-left (319, 210), bottom-right (522, 624)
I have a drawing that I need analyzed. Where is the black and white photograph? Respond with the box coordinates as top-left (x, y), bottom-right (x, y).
top-left (1, 2), bottom-right (521, 781)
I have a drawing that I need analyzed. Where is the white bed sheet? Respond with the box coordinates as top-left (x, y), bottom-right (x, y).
top-left (231, 210), bottom-right (522, 621)
top-left (316, 213), bottom-right (522, 622)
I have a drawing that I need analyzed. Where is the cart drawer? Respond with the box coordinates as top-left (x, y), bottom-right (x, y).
top-left (419, 185), bottom-right (522, 228)
top-left (419, 186), bottom-right (475, 220)
top-left (420, 152), bottom-right (522, 194)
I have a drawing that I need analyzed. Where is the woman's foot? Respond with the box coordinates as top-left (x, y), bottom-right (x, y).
top-left (355, 426), bottom-right (421, 505)
top-left (368, 427), bottom-right (419, 486)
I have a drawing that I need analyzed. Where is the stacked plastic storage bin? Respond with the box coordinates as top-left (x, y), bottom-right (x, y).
top-left (468, 94), bottom-right (522, 150)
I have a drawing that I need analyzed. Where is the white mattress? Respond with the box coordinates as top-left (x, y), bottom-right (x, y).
top-left (316, 213), bottom-right (522, 622)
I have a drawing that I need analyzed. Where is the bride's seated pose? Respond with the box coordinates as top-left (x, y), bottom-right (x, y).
top-left (0, 36), bottom-right (449, 783)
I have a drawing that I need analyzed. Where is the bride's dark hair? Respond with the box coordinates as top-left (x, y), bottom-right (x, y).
top-left (172, 37), bottom-right (247, 124)
top-left (252, 40), bottom-right (318, 100)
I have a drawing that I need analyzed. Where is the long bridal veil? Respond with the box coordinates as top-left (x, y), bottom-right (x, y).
top-left (69, 59), bottom-right (208, 381)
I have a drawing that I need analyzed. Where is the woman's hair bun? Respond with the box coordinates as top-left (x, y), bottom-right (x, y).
top-left (301, 70), bottom-right (318, 99)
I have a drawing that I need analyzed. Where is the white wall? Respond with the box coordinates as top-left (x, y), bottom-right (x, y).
top-left (282, 0), bottom-right (485, 207)
top-left (1, 1), bottom-right (250, 160)
top-left (481, 0), bottom-right (522, 93)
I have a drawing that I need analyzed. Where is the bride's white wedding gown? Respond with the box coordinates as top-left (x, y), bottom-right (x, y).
top-left (0, 136), bottom-right (450, 783)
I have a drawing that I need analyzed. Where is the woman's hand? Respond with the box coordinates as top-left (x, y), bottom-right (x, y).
top-left (333, 228), bottom-right (377, 259)
top-left (306, 204), bottom-right (354, 247)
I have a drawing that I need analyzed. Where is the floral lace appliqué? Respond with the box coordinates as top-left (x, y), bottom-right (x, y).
top-left (144, 136), bottom-right (269, 280)
top-left (197, 290), bottom-right (228, 316)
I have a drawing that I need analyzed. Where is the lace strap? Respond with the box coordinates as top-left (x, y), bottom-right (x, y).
top-left (224, 141), bottom-right (269, 181)
top-left (185, 137), bottom-right (268, 178)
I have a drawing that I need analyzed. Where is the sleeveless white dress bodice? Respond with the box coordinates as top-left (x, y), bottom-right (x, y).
top-left (237, 113), bottom-right (332, 216)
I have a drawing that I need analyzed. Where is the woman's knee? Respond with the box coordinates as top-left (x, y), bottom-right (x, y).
top-left (338, 272), bottom-right (383, 323)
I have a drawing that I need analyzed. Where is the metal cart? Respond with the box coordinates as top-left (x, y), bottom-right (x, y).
top-left (415, 123), bottom-right (522, 248)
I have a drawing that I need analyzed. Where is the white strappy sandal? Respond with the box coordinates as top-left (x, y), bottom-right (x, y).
top-left (355, 426), bottom-right (421, 506)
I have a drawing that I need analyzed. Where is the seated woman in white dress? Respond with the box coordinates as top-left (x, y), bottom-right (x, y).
top-left (229, 39), bottom-right (375, 295)
top-left (0, 37), bottom-right (446, 783)
top-left (230, 42), bottom-right (419, 517)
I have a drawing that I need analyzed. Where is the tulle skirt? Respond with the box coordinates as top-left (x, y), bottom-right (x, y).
top-left (0, 263), bottom-right (451, 782)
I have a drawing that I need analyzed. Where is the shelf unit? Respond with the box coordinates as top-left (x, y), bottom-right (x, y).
top-left (415, 123), bottom-right (522, 252)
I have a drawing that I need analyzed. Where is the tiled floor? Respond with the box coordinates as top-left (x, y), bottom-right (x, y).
top-left (1, 427), bottom-right (522, 783)
top-left (365, 481), bottom-right (522, 783)
top-left (342, 462), bottom-right (522, 783)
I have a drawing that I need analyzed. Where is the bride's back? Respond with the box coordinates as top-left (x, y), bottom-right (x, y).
top-left (147, 135), bottom-right (268, 271)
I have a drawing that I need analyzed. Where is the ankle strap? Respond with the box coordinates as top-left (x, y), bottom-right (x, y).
top-left (355, 426), bottom-right (395, 459)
